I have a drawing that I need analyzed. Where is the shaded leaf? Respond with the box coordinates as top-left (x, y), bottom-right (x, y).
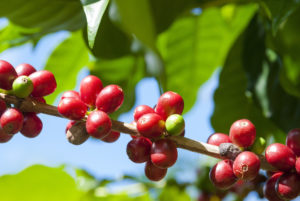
top-left (159, 186), bottom-right (191, 201)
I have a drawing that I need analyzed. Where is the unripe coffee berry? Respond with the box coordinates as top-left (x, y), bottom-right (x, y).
top-left (12, 76), bottom-right (34, 98)
top-left (96, 84), bottom-right (124, 113)
top-left (207, 133), bottom-right (231, 146)
top-left (145, 160), bottom-right (167, 181)
top-left (20, 113), bottom-right (43, 138)
top-left (155, 91), bottom-right (184, 120)
top-left (276, 173), bottom-right (300, 200)
top-left (263, 172), bottom-right (284, 201)
top-left (80, 75), bottom-right (103, 106)
top-left (286, 128), bottom-right (300, 156)
top-left (137, 113), bottom-right (165, 139)
top-left (209, 159), bottom-right (237, 189)
top-left (15, 63), bottom-right (36, 76)
top-left (265, 143), bottom-right (296, 172)
top-left (29, 70), bottom-right (57, 97)
top-left (165, 114), bottom-right (185, 136)
top-left (101, 131), bottom-right (120, 143)
top-left (229, 119), bottom-right (256, 148)
top-left (0, 108), bottom-right (24, 134)
top-left (133, 105), bottom-right (155, 121)
top-left (250, 137), bottom-right (266, 155)
top-left (58, 98), bottom-right (87, 120)
top-left (151, 139), bottom-right (178, 169)
top-left (127, 137), bottom-right (152, 163)
top-left (86, 110), bottom-right (111, 139)
top-left (0, 60), bottom-right (17, 90)
top-left (233, 151), bottom-right (260, 181)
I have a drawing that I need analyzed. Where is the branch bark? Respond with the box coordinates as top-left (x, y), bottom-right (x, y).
top-left (0, 92), bottom-right (276, 171)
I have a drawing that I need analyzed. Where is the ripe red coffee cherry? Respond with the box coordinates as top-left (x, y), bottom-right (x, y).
top-left (32, 96), bottom-right (46, 104)
top-left (0, 127), bottom-right (13, 143)
top-left (101, 131), bottom-right (120, 143)
top-left (29, 70), bottom-right (57, 97)
top-left (286, 128), bottom-right (300, 156)
top-left (58, 98), bottom-right (87, 120)
top-left (137, 113), bottom-right (165, 139)
top-left (0, 60), bottom-right (17, 90)
top-left (151, 139), bottom-right (178, 169)
top-left (21, 113), bottom-right (43, 138)
top-left (276, 173), bottom-right (300, 200)
top-left (145, 160), bottom-right (167, 181)
top-left (296, 157), bottom-right (300, 175)
top-left (61, 90), bottom-right (80, 101)
top-left (265, 143), bottom-right (296, 172)
top-left (209, 159), bottom-right (237, 189)
top-left (155, 91), bottom-right (184, 120)
top-left (263, 172), bottom-right (284, 201)
top-left (65, 120), bottom-right (76, 134)
top-left (80, 75), bottom-right (103, 106)
top-left (86, 110), bottom-right (111, 139)
top-left (229, 119), bottom-right (256, 148)
top-left (96, 84), bottom-right (124, 113)
top-left (232, 151), bottom-right (260, 181)
top-left (15, 63), bottom-right (36, 76)
top-left (127, 137), bottom-right (152, 163)
top-left (0, 100), bottom-right (7, 115)
top-left (197, 193), bottom-right (210, 201)
top-left (0, 108), bottom-right (24, 134)
top-left (134, 105), bottom-right (155, 121)
top-left (207, 133), bottom-right (231, 146)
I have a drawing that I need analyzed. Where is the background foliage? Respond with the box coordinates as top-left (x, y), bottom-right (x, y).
top-left (1, 0), bottom-right (300, 200)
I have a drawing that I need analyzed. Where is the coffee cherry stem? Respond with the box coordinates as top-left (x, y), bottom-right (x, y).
top-left (0, 92), bottom-right (276, 171)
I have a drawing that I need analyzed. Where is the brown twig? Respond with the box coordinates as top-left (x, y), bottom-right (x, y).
top-left (0, 92), bottom-right (275, 171)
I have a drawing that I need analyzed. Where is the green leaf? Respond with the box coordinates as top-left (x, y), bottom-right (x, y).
top-left (0, 165), bottom-right (82, 201)
top-left (44, 31), bottom-right (89, 104)
top-left (159, 187), bottom-right (191, 201)
top-left (0, 0), bottom-right (85, 33)
top-left (89, 55), bottom-right (145, 119)
top-left (82, 0), bottom-right (110, 48)
top-left (157, 4), bottom-right (257, 113)
top-left (113, 0), bottom-right (157, 50)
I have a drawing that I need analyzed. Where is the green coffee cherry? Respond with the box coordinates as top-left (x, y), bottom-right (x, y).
top-left (250, 137), bottom-right (266, 155)
top-left (12, 76), bottom-right (34, 98)
top-left (165, 114), bottom-right (185, 136)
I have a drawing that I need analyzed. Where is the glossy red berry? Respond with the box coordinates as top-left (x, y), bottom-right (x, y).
top-left (136, 113), bottom-right (165, 139)
top-left (15, 63), bottom-right (36, 76)
top-left (86, 110), bottom-right (111, 139)
top-left (209, 159), bottom-right (237, 189)
top-left (276, 173), bottom-right (300, 200)
top-left (32, 96), bottom-right (46, 104)
top-left (0, 127), bottom-right (13, 143)
top-left (0, 60), bottom-right (17, 90)
top-left (233, 151), bottom-right (260, 181)
top-left (134, 105), bottom-right (155, 121)
top-left (29, 70), bottom-right (57, 97)
top-left (58, 98), bottom-right (87, 120)
top-left (229, 119), bottom-right (256, 148)
top-left (127, 137), bottom-right (152, 163)
top-left (0, 99), bottom-right (7, 115)
top-left (151, 139), bottom-right (178, 169)
top-left (80, 75), bottom-right (103, 106)
top-left (207, 133), bottom-right (231, 146)
top-left (101, 131), bottom-right (120, 143)
top-left (265, 143), bottom-right (296, 172)
top-left (61, 90), bottom-right (80, 101)
top-left (65, 120), bottom-right (76, 134)
top-left (286, 128), bottom-right (300, 156)
top-left (155, 91), bottom-right (184, 120)
top-left (21, 113), bottom-right (43, 138)
top-left (263, 172), bottom-right (284, 201)
top-left (96, 84), bottom-right (124, 113)
top-left (145, 160), bottom-right (167, 181)
top-left (0, 108), bottom-right (24, 134)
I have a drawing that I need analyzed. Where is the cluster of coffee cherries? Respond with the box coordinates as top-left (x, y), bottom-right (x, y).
top-left (0, 60), bottom-right (57, 142)
top-left (127, 91), bottom-right (185, 181)
top-left (58, 75), bottom-right (124, 145)
top-left (207, 119), bottom-right (300, 201)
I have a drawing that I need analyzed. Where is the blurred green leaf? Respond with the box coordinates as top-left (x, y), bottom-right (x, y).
top-left (82, 0), bottom-right (109, 48)
top-left (0, 0), bottom-right (85, 33)
top-left (44, 31), bottom-right (89, 104)
top-left (0, 165), bottom-right (82, 201)
top-left (90, 55), bottom-right (145, 119)
top-left (159, 186), bottom-right (191, 201)
top-left (157, 4), bottom-right (257, 113)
